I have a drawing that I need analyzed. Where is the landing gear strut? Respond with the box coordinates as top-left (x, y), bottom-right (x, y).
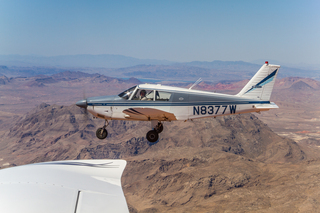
top-left (146, 121), bottom-right (163, 143)
top-left (155, 122), bottom-right (163, 133)
top-left (96, 120), bottom-right (109, 140)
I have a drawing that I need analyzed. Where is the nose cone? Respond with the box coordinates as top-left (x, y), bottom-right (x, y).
top-left (76, 99), bottom-right (87, 109)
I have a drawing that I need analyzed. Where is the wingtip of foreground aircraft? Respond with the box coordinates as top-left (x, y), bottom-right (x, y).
top-left (76, 62), bottom-right (280, 142)
top-left (0, 160), bottom-right (129, 213)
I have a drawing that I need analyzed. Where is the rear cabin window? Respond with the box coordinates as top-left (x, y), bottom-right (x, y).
top-left (155, 91), bottom-right (171, 101)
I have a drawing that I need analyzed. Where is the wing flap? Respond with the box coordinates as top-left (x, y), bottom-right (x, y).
top-left (123, 108), bottom-right (176, 121)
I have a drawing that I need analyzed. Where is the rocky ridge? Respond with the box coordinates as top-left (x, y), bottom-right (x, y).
top-left (0, 104), bottom-right (305, 166)
top-left (0, 103), bottom-right (310, 212)
top-left (1, 75), bottom-right (320, 212)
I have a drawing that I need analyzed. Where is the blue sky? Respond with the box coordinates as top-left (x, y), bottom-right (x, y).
top-left (0, 0), bottom-right (319, 67)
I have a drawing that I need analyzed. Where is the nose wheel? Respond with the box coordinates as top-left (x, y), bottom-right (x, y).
top-left (96, 120), bottom-right (109, 140)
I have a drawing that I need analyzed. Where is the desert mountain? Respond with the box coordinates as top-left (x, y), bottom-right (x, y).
top-left (0, 54), bottom-right (173, 68)
top-left (289, 80), bottom-right (315, 90)
top-left (1, 56), bottom-right (320, 81)
top-left (25, 71), bottom-right (141, 86)
top-left (1, 63), bottom-right (320, 211)
top-left (275, 77), bottom-right (320, 89)
top-left (0, 104), bottom-right (304, 167)
top-left (0, 103), bottom-right (312, 212)
top-left (117, 64), bottom-right (247, 82)
top-left (0, 71), bottom-right (141, 115)
top-left (0, 75), bottom-right (9, 85)
top-left (0, 65), bottom-right (71, 77)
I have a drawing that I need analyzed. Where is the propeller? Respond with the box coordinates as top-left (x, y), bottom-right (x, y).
top-left (76, 90), bottom-right (89, 122)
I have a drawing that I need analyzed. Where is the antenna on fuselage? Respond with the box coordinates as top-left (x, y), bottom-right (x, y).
top-left (189, 78), bottom-right (202, 90)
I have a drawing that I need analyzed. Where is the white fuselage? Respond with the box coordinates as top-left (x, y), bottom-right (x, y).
top-left (85, 84), bottom-right (276, 122)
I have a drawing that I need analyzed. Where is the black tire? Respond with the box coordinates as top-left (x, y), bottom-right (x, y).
top-left (96, 128), bottom-right (108, 139)
top-left (156, 123), bottom-right (163, 133)
top-left (146, 130), bottom-right (159, 143)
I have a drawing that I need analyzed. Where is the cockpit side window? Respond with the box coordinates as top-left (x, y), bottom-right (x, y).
top-left (155, 91), bottom-right (171, 101)
top-left (132, 89), bottom-right (154, 101)
top-left (118, 86), bottom-right (136, 100)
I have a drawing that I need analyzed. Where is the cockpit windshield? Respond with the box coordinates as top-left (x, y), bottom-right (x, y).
top-left (118, 85), bottom-right (137, 99)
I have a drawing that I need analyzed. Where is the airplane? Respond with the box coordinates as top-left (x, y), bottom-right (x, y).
top-left (76, 61), bottom-right (280, 143)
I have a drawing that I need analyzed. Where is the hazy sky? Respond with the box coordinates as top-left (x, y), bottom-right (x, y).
top-left (0, 0), bottom-right (319, 66)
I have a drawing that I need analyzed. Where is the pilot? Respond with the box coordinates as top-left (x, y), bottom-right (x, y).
top-left (140, 90), bottom-right (147, 100)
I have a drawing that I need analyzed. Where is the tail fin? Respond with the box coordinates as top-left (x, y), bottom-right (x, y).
top-left (237, 62), bottom-right (280, 101)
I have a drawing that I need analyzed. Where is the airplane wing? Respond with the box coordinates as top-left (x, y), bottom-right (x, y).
top-left (0, 159), bottom-right (129, 213)
top-left (123, 107), bottom-right (177, 121)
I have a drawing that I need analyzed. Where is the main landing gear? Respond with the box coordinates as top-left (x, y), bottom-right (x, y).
top-left (96, 120), bottom-right (109, 140)
top-left (95, 120), bottom-right (163, 143)
top-left (146, 121), bottom-right (163, 143)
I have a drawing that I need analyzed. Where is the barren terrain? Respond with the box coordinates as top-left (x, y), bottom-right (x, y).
top-left (1, 70), bottom-right (320, 212)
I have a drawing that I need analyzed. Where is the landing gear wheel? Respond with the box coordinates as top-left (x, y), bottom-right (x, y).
top-left (156, 122), bottom-right (163, 133)
top-left (146, 130), bottom-right (159, 143)
top-left (96, 128), bottom-right (108, 139)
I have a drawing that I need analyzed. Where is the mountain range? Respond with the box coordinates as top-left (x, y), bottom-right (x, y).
top-left (0, 54), bottom-right (173, 68)
top-left (1, 55), bottom-right (320, 81)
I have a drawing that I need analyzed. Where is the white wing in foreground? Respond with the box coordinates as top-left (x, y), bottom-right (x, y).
top-left (0, 159), bottom-right (129, 213)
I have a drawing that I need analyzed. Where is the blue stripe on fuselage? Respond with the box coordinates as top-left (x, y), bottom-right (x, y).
top-left (87, 101), bottom-right (270, 107)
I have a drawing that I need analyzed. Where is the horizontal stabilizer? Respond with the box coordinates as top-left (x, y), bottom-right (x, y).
top-left (254, 102), bottom-right (279, 109)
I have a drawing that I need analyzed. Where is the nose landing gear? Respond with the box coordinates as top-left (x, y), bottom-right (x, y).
top-left (96, 120), bottom-right (109, 140)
